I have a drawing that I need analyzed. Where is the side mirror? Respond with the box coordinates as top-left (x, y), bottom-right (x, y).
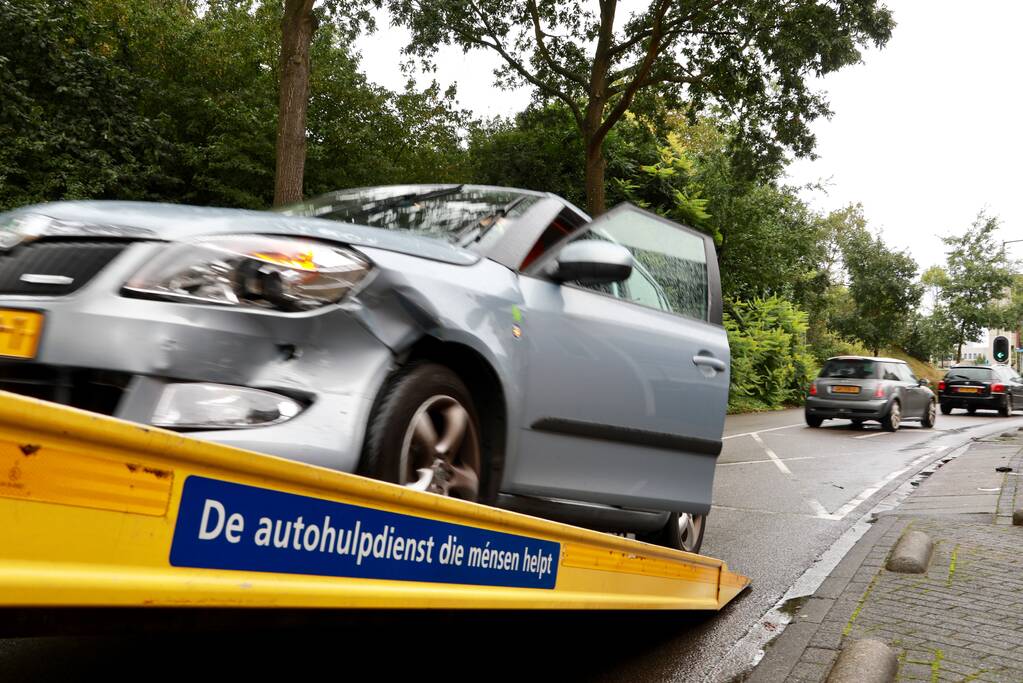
top-left (550, 241), bottom-right (633, 285)
top-left (918, 378), bottom-right (930, 387)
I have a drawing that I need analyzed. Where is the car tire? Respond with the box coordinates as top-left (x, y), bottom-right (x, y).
top-left (850, 419), bottom-right (865, 429)
top-left (1000, 395), bottom-right (1014, 418)
top-left (806, 414), bottom-right (824, 428)
top-left (921, 400), bottom-right (937, 428)
top-left (967, 406), bottom-right (977, 415)
top-left (881, 400), bottom-right (901, 432)
top-left (360, 362), bottom-right (487, 503)
top-left (940, 403), bottom-right (953, 415)
top-left (638, 512), bottom-right (706, 554)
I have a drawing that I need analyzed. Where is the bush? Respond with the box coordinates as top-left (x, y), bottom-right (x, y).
top-left (725, 297), bottom-right (817, 412)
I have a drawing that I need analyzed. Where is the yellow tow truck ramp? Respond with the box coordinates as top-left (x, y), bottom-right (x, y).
top-left (0, 392), bottom-right (749, 611)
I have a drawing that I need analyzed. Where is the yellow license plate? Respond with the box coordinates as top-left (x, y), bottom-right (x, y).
top-left (956, 387), bottom-right (980, 394)
top-left (0, 309), bottom-right (44, 359)
top-left (832, 385), bottom-right (861, 394)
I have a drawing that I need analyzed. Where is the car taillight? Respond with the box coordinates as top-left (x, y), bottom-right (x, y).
top-left (938, 381), bottom-right (945, 391)
top-left (874, 385), bottom-right (886, 398)
top-left (993, 383), bottom-right (1006, 393)
top-left (809, 382), bottom-right (817, 396)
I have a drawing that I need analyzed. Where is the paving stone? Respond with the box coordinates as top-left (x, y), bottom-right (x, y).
top-left (748, 437), bottom-right (1023, 683)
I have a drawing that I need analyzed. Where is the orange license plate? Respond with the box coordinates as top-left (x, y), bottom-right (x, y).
top-left (0, 309), bottom-right (44, 359)
top-left (832, 385), bottom-right (861, 394)
top-left (956, 387), bottom-right (980, 394)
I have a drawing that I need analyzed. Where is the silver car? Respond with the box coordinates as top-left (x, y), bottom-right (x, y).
top-left (805, 356), bottom-right (937, 431)
top-left (0, 185), bottom-right (729, 551)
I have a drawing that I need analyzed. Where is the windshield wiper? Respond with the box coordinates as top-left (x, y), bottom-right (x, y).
top-left (347, 185), bottom-right (465, 219)
top-left (454, 196), bottom-right (529, 248)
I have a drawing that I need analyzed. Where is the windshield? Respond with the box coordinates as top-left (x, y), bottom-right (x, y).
top-left (946, 367), bottom-right (994, 381)
top-left (279, 185), bottom-right (539, 245)
top-left (819, 359), bottom-right (878, 380)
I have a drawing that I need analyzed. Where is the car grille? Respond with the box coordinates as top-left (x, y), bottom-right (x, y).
top-left (0, 364), bottom-right (132, 415)
top-left (0, 240), bottom-right (130, 295)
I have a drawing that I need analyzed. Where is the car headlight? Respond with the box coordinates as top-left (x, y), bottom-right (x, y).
top-left (123, 235), bottom-right (371, 311)
top-left (152, 383), bottom-right (302, 429)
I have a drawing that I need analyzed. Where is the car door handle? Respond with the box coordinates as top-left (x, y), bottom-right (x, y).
top-left (692, 355), bottom-right (726, 372)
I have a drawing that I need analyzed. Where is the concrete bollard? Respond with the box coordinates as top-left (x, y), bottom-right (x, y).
top-left (826, 639), bottom-right (898, 683)
top-left (886, 530), bottom-right (933, 573)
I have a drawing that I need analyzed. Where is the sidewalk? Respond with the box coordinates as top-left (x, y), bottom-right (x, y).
top-left (749, 428), bottom-right (1023, 683)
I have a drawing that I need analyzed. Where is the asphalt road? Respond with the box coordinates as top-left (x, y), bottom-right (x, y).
top-left (3, 408), bottom-right (1023, 682)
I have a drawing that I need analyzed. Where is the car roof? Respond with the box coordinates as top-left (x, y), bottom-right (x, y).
top-left (826, 356), bottom-right (904, 364)
top-left (949, 365), bottom-right (996, 369)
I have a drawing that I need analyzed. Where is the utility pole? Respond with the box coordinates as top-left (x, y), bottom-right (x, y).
top-left (1004, 239), bottom-right (1023, 372)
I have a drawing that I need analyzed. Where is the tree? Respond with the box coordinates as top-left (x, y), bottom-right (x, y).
top-left (274, 0), bottom-right (318, 205)
top-left (388, 0), bottom-right (894, 215)
top-left (834, 227), bottom-right (922, 357)
top-left (934, 213), bottom-right (1016, 361)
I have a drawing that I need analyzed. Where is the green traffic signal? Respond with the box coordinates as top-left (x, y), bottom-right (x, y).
top-left (993, 335), bottom-right (1010, 363)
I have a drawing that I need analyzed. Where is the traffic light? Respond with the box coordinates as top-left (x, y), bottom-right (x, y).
top-left (993, 335), bottom-right (1010, 364)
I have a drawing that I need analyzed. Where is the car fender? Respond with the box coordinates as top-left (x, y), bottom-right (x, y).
top-left (348, 247), bottom-right (528, 462)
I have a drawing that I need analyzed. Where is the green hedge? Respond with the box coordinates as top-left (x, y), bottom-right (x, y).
top-left (725, 297), bottom-right (817, 413)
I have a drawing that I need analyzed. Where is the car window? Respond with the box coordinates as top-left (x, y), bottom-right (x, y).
top-left (280, 185), bottom-right (539, 246)
top-left (882, 364), bottom-right (901, 381)
top-left (568, 209), bottom-right (709, 320)
top-left (898, 364), bottom-right (917, 383)
top-left (818, 359), bottom-right (877, 379)
top-left (946, 367), bottom-right (994, 381)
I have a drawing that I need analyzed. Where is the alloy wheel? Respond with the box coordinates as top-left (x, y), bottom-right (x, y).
top-left (678, 513), bottom-right (704, 553)
top-left (399, 394), bottom-right (481, 500)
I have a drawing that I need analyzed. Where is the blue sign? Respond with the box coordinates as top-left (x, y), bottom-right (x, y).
top-left (170, 476), bottom-right (560, 590)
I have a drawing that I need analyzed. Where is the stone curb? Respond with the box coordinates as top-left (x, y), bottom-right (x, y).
top-left (884, 529), bottom-right (932, 573)
top-left (825, 638), bottom-right (897, 683)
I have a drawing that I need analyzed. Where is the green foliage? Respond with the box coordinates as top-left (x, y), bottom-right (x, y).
top-left (614, 133), bottom-right (714, 240)
top-left (468, 104), bottom-right (663, 210)
top-left (833, 222), bottom-right (922, 356)
top-left (0, 0), bottom-right (475, 210)
top-left (724, 297), bottom-right (817, 412)
top-left (0, 0), bottom-right (169, 207)
top-left (388, 0), bottom-right (895, 212)
top-left (933, 212), bottom-right (1016, 359)
top-left (901, 308), bottom-right (960, 364)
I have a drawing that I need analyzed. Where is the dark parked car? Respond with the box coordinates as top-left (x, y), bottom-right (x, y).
top-left (938, 364), bottom-right (1023, 416)
top-left (805, 356), bottom-right (936, 431)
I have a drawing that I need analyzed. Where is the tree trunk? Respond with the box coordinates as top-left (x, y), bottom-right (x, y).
top-left (273, 0), bottom-right (317, 207)
top-left (584, 141), bottom-right (607, 216)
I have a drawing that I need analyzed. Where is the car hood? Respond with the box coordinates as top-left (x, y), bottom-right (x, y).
top-left (0, 200), bottom-right (479, 266)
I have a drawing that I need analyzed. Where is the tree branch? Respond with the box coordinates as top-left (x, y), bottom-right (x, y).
top-left (526, 0), bottom-right (588, 87)
top-left (460, 0), bottom-right (584, 128)
top-left (593, 0), bottom-right (670, 142)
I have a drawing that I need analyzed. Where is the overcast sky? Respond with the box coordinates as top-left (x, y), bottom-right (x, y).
top-left (355, 1), bottom-right (1023, 272)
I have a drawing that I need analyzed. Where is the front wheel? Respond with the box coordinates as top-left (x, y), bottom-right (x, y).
top-left (1000, 395), bottom-right (1014, 418)
top-left (881, 400), bottom-right (902, 432)
top-left (940, 403), bottom-right (953, 415)
top-left (638, 512), bottom-right (706, 553)
top-left (361, 362), bottom-right (485, 502)
top-left (806, 414), bottom-right (824, 428)
top-left (921, 400), bottom-right (937, 428)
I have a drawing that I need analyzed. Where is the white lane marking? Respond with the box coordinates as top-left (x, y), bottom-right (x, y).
top-left (820, 447), bottom-right (948, 521)
top-left (853, 431), bottom-right (889, 439)
top-left (751, 432), bottom-right (834, 518)
top-left (751, 432), bottom-right (791, 474)
top-left (718, 456), bottom-right (816, 467)
top-left (722, 423), bottom-right (805, 440)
